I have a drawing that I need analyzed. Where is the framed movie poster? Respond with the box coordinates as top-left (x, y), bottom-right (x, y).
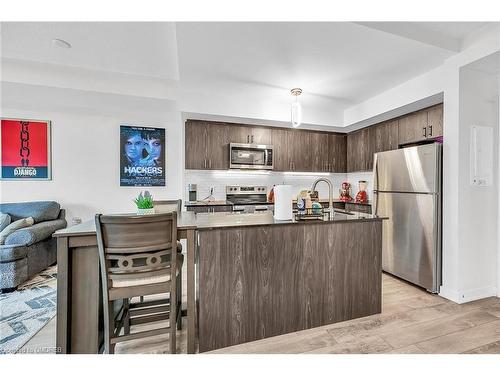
top-left (120, 125), bottom-right (166, 187)
top-left (0, 118), bottom-right (51, 180)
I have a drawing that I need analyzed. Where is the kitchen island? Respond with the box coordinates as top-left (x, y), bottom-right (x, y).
top-left (54, 210), bottom-right (385, 353)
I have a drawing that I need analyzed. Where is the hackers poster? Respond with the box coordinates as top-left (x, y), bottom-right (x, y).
top-left (120, 125), bottom-right (166, 187)
top-left (1, 118), bottom-right (51, 180)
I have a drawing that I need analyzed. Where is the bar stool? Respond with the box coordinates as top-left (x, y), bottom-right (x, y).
top-left (95, 212), bottom-right (183, 354)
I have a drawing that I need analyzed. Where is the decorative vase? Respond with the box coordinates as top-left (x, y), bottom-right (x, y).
top-left (137, 208), bottom-right (155, 215)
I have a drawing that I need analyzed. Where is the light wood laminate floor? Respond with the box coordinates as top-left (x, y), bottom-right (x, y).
top-left (20, 273), bottom-right (500, 354)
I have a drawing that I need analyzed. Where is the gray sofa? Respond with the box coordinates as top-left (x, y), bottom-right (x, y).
top-left (0, 201), bottom-right (67, 292)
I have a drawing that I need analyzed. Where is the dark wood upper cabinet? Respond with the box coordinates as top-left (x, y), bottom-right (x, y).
top-left (347, 128), bottom-right (372, 172)
top-left (227, 124), bottom-right (250, 144)
top-left (287, 129), bottom-right (311, 171)
top-left (310, 131), bottom-right (330, 172)
top-left (271, 128), bottom-right (290, 171)
top-left (346, 130), bottom-right (357, 173)
top-left (185, 121), bottom-right (209, 169)
top-left (427, 104), bottom-right (443, 139)
top-left (398, 104), bottom-right (443, 145)
top-left (186, 104), bottom-right (442, 172)
top-left (328, 134), bottom-right (347, 173)
top-left (250, 127), bottom-right (272, 145)
top-left (206, 123), bottom-right (230, 169)
top-left (374, 119), bottom-right (399, 153)
top-left (227, 124), bottom-right (272, 144)
top-left (185, 120), bottom-right (229, 170)
top-left (398, 109), bottom-right (428, 145)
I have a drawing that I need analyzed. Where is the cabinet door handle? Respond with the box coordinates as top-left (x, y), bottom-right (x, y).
top-left (251, 135), bottom-right (254, 143)
top-left (204, 159), bottom-right (207, 168)
top-left (209, 159), bottom-right (212, 168)
top-left (423, 127), bottom-right (427, 138)
top-left (428, 125), bottom-right (433, 137)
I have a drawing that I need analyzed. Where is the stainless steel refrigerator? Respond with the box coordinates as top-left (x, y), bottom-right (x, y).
top-left (373, 143), bottom-right (442, 293)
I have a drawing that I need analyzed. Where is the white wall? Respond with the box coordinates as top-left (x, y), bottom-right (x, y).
top-left (451, 65), bottom-right (499, 301)
top-left (497, 75), bottom-right (500, 298)
top-left (0, 83), bottom-right (184, 223)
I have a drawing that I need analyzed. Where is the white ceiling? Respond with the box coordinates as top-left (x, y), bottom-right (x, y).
top-left (0, 22), bottom-right (180, 80)
top-left (175, 22), bottom-right (487, 105)
top-left (0, 21), bottom-right (494, 124)
top-left (356, 22), bottom-right (488, 52)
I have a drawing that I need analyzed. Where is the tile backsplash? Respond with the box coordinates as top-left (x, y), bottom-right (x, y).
top-left (184, 170), bottom-right (374, 203)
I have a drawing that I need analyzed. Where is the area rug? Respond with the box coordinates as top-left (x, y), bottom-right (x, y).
top-left (0, 266), bottom-right (57, 354)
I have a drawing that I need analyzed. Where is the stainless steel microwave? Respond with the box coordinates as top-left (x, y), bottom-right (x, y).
top-left (229, 143), bottom-right (273, 170)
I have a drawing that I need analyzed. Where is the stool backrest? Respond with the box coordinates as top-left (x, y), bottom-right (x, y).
top-left (95, 213), bottom-right (177, 294)
top-left (153, 199), bottom-right (182, 214)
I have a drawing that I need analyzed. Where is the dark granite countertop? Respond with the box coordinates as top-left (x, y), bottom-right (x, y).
top-left (54, 210), bottom-right (385, 237)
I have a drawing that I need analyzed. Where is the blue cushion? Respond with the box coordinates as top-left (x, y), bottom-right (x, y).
top-left (0, 213), bottom-right (11, 231)
top-left (5, 218), bottom-right (67, 247)
top-left (0, 201), bottom-right (60, 224)
top-left (0, 244), bottom-right (28, 262)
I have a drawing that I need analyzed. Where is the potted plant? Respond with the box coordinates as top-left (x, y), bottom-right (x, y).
top-left (133, 191), bottom-right (155, 215)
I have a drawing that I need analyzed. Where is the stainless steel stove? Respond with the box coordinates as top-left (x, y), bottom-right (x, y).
top-left (226, 185), bottom-right (271, 212)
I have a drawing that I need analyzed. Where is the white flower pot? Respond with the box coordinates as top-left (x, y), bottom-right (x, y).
top-left (137, 208), bottom-right (155, 215)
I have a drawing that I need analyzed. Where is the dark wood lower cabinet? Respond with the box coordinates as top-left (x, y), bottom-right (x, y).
top-left (197, 220), bottom-right (382, 352)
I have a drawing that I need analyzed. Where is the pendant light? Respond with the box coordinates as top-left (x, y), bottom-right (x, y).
top-left (290, 88), bottom-right (302, 128)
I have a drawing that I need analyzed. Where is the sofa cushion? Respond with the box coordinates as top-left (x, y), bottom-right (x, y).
top-left (5, 218), bottom-right (67, 247)
top-left (0, 201), bottom-right (60, 224)
top-left (0, 217), bottom-right (34, 245)
top-left (0, 213), bottom-right (11, 231)
top-left (0, 244), bottom-right (29, 262)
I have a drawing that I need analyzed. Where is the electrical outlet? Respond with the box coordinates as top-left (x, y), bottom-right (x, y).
top-left (71, 217), bottom-right (82, 226)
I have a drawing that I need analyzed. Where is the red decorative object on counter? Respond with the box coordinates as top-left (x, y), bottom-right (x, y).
top-left (339, 181), bottom-right (353, 202)
top-left (268, 185), bottom-right (275, 203)
top-left (355, 180), bottom-right (368, 204)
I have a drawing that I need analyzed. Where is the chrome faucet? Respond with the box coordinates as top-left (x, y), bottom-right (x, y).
top-left (311, 178), bottom-right (334, 214)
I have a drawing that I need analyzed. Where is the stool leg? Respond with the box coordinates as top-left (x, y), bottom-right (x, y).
top-left (104, 301), bottom-right (115, 354)
top-left (123, 299), bottom-right (130, 335)
top-left (177, 268), bottom-right (182, 330)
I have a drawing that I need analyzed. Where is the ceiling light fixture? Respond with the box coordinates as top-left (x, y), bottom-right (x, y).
top-left (290, 88), bottom-right (302, 128)
top-left (52, 38), bottom-right (72, 49)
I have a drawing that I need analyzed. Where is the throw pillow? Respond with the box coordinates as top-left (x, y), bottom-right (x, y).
top-left (0, 213), bottom-right (11, 231)
top-left (0, 217), bottom-right (34, 245)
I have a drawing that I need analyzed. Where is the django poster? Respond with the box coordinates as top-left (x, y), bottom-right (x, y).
top-left (120, 125), bottom-right (166, 187)
top-left (1, 118), bottom-right (51, 180)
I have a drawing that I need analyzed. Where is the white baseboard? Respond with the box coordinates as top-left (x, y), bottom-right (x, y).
top-left (439, 285), bottom-right (498, 304)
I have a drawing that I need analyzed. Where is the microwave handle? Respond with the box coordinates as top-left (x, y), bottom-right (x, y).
top-left (264, 149), bottom-right (268, 166)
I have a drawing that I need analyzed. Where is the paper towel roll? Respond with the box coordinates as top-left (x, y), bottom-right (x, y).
top-left (273, 185), bottom-right (293, 221)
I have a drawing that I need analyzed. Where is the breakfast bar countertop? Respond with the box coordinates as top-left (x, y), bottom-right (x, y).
top-left (54, 210), bottom-right (385, 237)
